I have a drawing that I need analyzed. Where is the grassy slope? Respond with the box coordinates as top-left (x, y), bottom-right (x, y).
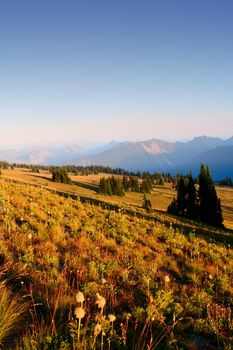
top-left (0, 179), bottom-right (232, 349)
top-left (2, 168), bottom-right (233, 230)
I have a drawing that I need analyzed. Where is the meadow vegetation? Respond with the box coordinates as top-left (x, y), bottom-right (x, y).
top-left (1, 167), bottom-right (233, 229)
top-left (0, 178), bottom-right (232, 349)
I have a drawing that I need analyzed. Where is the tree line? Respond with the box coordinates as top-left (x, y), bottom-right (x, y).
top-left (51, 168), bottom-right (72, 184)
top-left (167, 164), bottom-right (223, 227)
top-left (218, 177), bottom-right (233, 187)
top-left (99, 175), bottom-right (154, 196)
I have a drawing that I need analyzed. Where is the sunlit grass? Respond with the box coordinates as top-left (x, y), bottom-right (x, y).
top-left (0, 177), bottom-right (232, 348)
top-left (1, 168), bottom-right (233, 229)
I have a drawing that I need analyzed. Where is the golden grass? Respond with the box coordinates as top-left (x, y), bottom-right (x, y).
top-left (1, 168), bottom-right (233, 229)
top-left (0, 179), bottom-right (232, 348)
top-left (0, 283), bottom-right (29, 346)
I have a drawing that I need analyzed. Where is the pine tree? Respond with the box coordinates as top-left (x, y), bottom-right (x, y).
top-left (106, 178), bottom-right (112, 195)
top-left (176, 176), bottom-right (186, 216)
top-left (131, 177), bottom-right (140, 192)
top-left (142, 194), bottom-right (152, 213)
top-left (99, 178), bottom-right (107, 194)
top-left (186, 173), bottom-right (197, 219)
top-left (122, 176), bottom-right (129, 191)
top-left (167, 165), bottom-right (224, 227)
top-left (167, 198), bottom-right (178, 215)
top-left (115, 178), bottom-right (124, 196)
top-left (217, 198), bottom-right (223, 227)
top-left (140, 177), bottom-right (152, 193)
top-left (198, 164), bottom-right (223, 227)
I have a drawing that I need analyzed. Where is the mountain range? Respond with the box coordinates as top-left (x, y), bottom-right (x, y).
top-left (0, 136), bottom-right (233, 179)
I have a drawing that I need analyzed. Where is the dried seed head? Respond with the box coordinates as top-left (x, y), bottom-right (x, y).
top-left (96, 296), bottom-right (106, 309)
top-left (94, 323), bottom-right (102, 336)
top-left (108, 314), bottom-right (116, 322)
top-left (74, 307), bottom-right (85, 319)
top-left (96, 293), bottom-right (106, 310)
top-left (164, 275), bottom-right (170, 283)
top-left (76, 291), bottom-right (85, 304)
top-left (96, 292), bottom-right (101, 300)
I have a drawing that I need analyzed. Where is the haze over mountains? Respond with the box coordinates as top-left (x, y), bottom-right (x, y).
top-left (0, 136), bottom-right (233, 179)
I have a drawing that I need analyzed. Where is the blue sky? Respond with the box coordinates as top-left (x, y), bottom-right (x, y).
top-left (0, 0), bottom-right (233, 145)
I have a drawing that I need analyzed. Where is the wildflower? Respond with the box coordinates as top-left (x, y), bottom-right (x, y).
top-left (94, 323), bottom-right (102, 336)
top-left (74, 307), bottom-right (85, 320)
top-left (164, 275), bottom-right (170, 283)
top-left (76, 291), bottom-right (85, 304)
top-left (101, 277), bottom-right (107, 284)
top-left (28, 233), bottom-right (32, 240)
top-left (209, 274), bottom-right (213, 280)
top-left (108, 314), bottom-right (116, 322)
top-left (96, 293), bottom-right (106, 312)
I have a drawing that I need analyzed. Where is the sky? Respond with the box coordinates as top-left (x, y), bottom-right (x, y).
top-left (0, 0), bottom-right (233, 145)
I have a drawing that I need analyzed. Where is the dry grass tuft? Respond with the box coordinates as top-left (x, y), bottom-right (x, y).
top-left (0, 282), bottom-right (29, 347)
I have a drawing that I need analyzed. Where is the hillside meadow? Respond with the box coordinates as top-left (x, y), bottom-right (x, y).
top-left (0, 175), bottom-right (232, 349)
top-left (1, 168), bottom-right (233, 229)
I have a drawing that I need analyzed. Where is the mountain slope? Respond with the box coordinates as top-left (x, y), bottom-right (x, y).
top-left (77, 139), bottom-right (178, 172)
top-left (77, 136), bottom-right (233, 175)
top-left (1, 136), bottom-right (233, 179)
top-left (177, 145), bottom-right (233, 179)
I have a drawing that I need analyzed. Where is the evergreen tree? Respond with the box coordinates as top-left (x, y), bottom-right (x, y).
top-left (140, 177), bottom-right (152, 193)
top-left (122, 176), bottom-right (129, 191)
top-left (198, 164), bottom-right (223, 227)
top-left (217, 198), bottom-right (223, 227)
top-left (100, 176), bottom-right (124, 196)
top-left (167, 165), bottom-right (223, 227)
top-left (131, 177), bottom-right (140, 192)
top-left (167, 198), bottom-right (178, 215)
top-left (52, 168), bottom-right (72, 184)
top-left (176, 176), bottom-right (186, 216)
top-left (99, 178), bottom-right (107, 194)
top-left (198, 164), bottom-right (209, 222)
top-left (106, 178), bottom-right (112, 195)
top-left (142, 194), bottom-right (152, 213)
top-left (114, 177), bottom-right (124, 196)
top-left (186, 173), bottom-right (197, 219)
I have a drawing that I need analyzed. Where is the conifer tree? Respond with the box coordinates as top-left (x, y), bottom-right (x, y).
top-left (99, 178), bottom-right (107, 194)
top-left (167, 165), bottom-right (223, 227)
top-left (176, 176), bottom-right (186, 216)
top-left (198, 164), bottom-right (223, 227)
top-left (106, 178), bottom-right (112, 196)
top-left (142, 194), bottom-right (152, 213)
top-left (186, 173), bottom-right (197, 219)
top-left (217, 198), bottom-right (223, 227)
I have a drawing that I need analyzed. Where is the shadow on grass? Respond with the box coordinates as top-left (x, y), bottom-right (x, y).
top-left (30, 174), bottom-right (53, 182)
top-left (3, 176), bottom-right (233, 246)
top-left (30, 175), bottom-right (99, 193)
top-left (72, 180), bottom-right (99, 193)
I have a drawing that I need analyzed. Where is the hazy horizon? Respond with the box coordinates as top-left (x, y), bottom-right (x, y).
top-left (1, 0), bottom-right (233, 145)
top-left (0, 134), bottom-right (232, 149)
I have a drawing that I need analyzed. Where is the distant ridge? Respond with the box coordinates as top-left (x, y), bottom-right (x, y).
top-left (0, 136), bottom-right (233, 179)
top-left (76, 136), bottom-right (233, 179)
